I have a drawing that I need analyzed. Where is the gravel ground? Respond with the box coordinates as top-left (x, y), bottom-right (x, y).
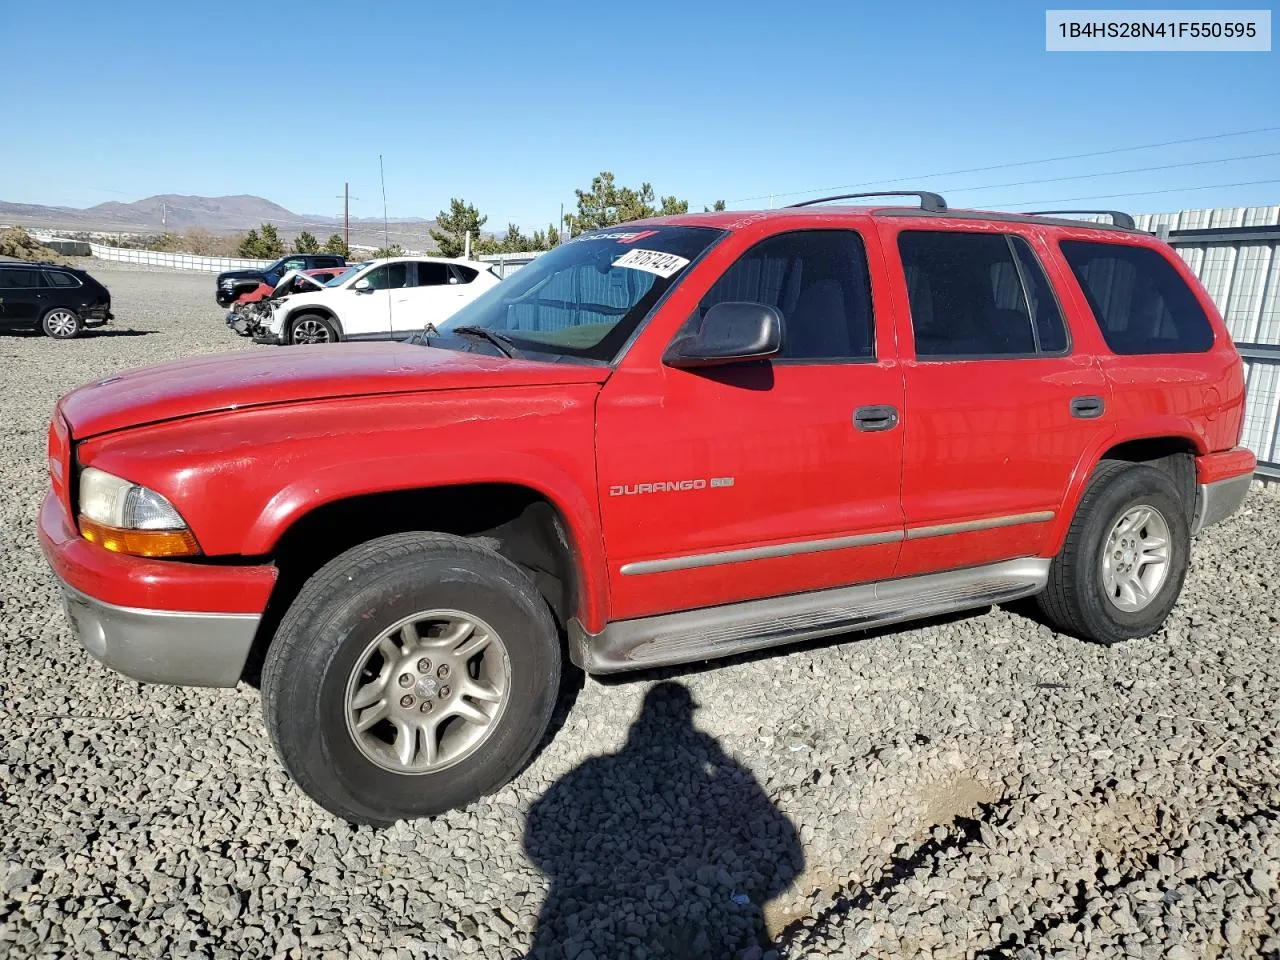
top-left (2, 263), bottom-right (1279, 960)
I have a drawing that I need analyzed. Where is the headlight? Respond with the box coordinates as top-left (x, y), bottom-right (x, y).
top-left (78, 467), bottom-right (200, 557)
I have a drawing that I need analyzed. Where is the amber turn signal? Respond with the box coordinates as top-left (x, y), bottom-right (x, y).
top-left (79, 517), bottom-right (201, 558)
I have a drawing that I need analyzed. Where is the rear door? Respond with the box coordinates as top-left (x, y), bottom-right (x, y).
top-left (0, 268), bottom-right (44, 328)
top-left (881, 223), bottom-right (1111, 578)
top-left (595, 227), bottom-right (906, 621)
top-left (391, 261), bottom-right (457, 334)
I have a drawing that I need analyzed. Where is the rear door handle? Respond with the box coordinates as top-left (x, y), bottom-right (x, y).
top-left (1070, 395), bottom-right (1105, 419)
top-left (854, 404), bottom-right (900, 432)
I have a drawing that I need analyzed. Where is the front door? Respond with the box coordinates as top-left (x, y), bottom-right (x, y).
top-left (342, 262), bottom-right (405, 338)
top-left (880, 224), bottom-right (1111, 578)
top-left (596, 228), bottom-right (906, 622)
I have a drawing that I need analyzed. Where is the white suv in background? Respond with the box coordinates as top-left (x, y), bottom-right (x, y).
top-left (256, 257), bottom-right (501, 345)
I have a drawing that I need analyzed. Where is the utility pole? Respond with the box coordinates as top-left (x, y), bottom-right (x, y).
top-left (161, 199), bottom-right (166, 228)
top-left (336, 183), bottom-right (360, 252)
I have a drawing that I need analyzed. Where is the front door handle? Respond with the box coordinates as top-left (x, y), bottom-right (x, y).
top-left (854, 404), bottom-right (900, 432)
top-left (1070, 395), bottom-right (1105, 419)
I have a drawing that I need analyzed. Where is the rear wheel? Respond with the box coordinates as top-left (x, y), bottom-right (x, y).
top-left (289, 313), bottom-right (338, 345)
top-left (261, 533), bottom-right (562, 825)
top-left (1036, 461), bottom-right (1190, 644)
top-left (42, 308), bottom-right (82, 339)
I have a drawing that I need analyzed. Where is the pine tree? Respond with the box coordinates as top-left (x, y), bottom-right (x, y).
top-left (430, 199), bottom-right (488, 258)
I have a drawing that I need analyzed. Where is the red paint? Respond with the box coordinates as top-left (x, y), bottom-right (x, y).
top-left (40, 206), bottom-right (1252, 635)
top-left (233, 268), bottom-right (345, 305)
top-left (1197, 447), bottom-right (1257, 484)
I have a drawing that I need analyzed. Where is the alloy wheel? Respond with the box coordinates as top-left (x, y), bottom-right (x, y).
top-left (343, 610), bottom-right (511, 774)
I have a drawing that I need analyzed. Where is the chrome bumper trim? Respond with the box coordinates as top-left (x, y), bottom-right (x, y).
top-left (60, 585), bottom-right (260, 687)
top-left (1191, 473), bottom-right (1252, 536)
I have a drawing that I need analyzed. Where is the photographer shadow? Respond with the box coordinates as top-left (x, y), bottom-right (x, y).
top-left (524, 681), bottom-right (803, 959)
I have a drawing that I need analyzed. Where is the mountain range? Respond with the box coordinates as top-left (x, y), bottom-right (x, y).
top-left (0, 194), bottom-right (441, 248)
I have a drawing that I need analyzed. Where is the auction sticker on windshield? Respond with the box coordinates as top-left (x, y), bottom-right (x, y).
top-left (612, 248), bottom-right (691, 278)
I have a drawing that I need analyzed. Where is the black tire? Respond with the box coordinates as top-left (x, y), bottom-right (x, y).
top-left (42, 307), bottom-right (83, 340)
top-left (288, 313), bottom-right (339, 345)
top-left (1036, 461), bottom-right (1190, 645)
top-left (261, 532), bottom-right (562, 825)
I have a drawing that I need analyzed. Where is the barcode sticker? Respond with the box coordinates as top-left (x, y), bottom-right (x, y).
top-left (612, 248), bottom-right (691, 278)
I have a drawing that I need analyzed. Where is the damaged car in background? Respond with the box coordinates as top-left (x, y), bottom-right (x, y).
top-left (225, 266), bottom-right (351, 338)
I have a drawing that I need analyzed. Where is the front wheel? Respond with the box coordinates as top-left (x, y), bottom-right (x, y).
top-left (261, 533), bottom-right (562, 825)
top-left (289, 313), bottom-right (338, 345)
top-left (1036, 461), bottom-right (1190, 645)
top-left (42, 308), bottom-right (83, 339)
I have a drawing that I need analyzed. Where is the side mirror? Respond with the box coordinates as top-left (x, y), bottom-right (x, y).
top-left (353, 278), bottom-right (371, 292)
top-left (662, 301), bottom-right (782, 369)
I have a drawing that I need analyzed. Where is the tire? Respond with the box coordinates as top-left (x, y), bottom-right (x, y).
top-left (261, 532), bottom-right (562, 825)
top-left (1036, 461), bottom-right (1190, 645)
top-left (42, 308), bottom-right (83, 340)
top-left (289, 313), bottom-right (338, 345)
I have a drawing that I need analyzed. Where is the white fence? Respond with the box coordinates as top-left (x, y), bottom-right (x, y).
top-left (81, 242), bottom-right (272, 273)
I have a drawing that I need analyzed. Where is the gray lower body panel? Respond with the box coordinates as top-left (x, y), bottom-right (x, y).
top-left (61, 585), bottom-right (260, 687)
top-left (1191, 474), bottom-right (1253, 536)
top-left (570, 557), bottom-right (1050, 674)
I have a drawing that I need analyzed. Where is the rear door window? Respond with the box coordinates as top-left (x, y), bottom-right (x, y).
top-left (414, 262), bottom-right (452, 286)
top-left (44, 271), bottom-right (82, 288)
top-left (1059, 240), bottom-right (1214, 354)
top-left (898, 232), bottom-right (1037, 357)
top-left (450, 265), bottom-right (478, 283)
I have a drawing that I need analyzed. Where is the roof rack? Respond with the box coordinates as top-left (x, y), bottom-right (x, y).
top-left (1025, 209), bottom-right (1136, 230)
top-left (788, 191), bottom-right (947, 213)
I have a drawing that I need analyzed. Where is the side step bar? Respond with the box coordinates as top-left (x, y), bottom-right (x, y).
top-left (569, 558), bottom-right (1050, 674)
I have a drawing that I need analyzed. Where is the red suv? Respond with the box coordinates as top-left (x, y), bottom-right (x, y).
top-left (40, 193), bottom-right (1255, 824)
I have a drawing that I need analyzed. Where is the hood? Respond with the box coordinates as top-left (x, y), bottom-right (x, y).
top-left (218, 269), bottom-right (267, 283)
top-left (59, 342), bottom-right (610, 439)
top-left (270, 268), bottom-right (326, 299)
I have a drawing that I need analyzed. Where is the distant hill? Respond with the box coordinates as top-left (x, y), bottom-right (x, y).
top-left (0, 194), bottom-right (442, 249)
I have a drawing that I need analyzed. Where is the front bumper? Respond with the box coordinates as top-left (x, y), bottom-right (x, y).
top-left (252, 326), bottom-right (285, 345)
top-left (61, 585), bottom-right (260, 687)
top-left (1191, 447), bottom-right (1257, 536)
top-left (38, 491), bottom-right (276, 687)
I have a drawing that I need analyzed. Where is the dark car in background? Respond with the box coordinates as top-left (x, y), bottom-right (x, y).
top-left (215, 253), bottom-right (346, 307)
top-left (0, 262), bottom-right (112, 339)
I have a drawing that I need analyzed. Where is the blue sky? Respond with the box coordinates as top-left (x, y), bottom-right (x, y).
top-left (1, 0), bottom-right (1277, 230)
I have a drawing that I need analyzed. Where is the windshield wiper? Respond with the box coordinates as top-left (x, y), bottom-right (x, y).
top-left (451, 325), bottom-right (522, 358)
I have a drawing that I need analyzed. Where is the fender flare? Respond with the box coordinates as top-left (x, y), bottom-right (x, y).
top-left (1047, 416), bottom-right (1207, 554)
top-left (242, 450), bottom-right (610, 631)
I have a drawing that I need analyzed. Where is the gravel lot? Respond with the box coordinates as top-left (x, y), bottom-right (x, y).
top-left (2, 262), bottom-right (1279, 960)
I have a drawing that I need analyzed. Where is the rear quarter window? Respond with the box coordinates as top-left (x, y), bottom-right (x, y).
top-left (1059, 241), bottom-right (1214, 355)
top-left (44, 271), bottom-right (82, 288)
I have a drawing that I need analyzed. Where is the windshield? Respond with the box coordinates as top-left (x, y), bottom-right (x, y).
top-left (326, 262), bottom-right (370, 287)
top-left (436, 226), bottom-right (723, 362)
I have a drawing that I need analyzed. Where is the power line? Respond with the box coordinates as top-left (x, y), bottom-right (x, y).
top-left (723, 125), bottom-right (1280, 205)
top-left (941, 150), bottom-right (1280, 198)
top-left (988, 177), bottom-right (1280, 209)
